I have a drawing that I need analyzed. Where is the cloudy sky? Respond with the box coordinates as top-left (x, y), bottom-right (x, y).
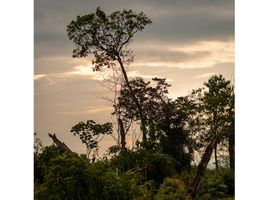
top-left (34, 0), bottom-right (234, 155)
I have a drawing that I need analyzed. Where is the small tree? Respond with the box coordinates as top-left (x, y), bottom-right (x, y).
top-left (71, 120), bottom-right (113, 159)
top-left (67, 7), bottom-right (152, 143)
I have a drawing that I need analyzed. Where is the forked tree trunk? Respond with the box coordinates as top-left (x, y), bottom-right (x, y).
top-left (191, 136), bottom-right (218, 200)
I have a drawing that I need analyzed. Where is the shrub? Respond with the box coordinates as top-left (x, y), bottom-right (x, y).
top-left (111, 149), bottom-right (178, 185)
top-left (34, 145), bottom-right (64, 184)
top-left (138, 180), bottom-right (156, 200)
top-left (221, 168), bottom-right (234, 195)
top-left (84, 159), bottom-right (142, 200)
top-left (199, 169), bottom-right (228, 199)
top-left (110, 149), bottom-right (139, 172)
top-left (135, 151), bottom-right (176, 183)
top-left (35, 154), bottom-right (91, 200)
top-left (155, 177), bottom-right (190, 200)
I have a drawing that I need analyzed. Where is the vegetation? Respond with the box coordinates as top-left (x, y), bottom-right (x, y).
top-left (35, 8), bottom-right (234, 200)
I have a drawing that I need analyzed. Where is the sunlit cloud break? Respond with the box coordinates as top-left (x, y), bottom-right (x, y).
top-left (195, 72), bottom-right (217, 79)
top-left (59, 106), bottom-right (113, 115)
top-left (133, 40), bottom-right (234, 69)
top-left (66, 65), bottom-right (174, 83)
top-left (67, 65), bottom-right (97, 77)
top-left (66, 65), bottom-right (118, 81)
top-left (34, 74), bottom-right (46, 80)
top-left (128, 70), bottom-right (174, 83)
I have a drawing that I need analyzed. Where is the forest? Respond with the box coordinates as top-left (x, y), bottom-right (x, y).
top-left (34, 8), bottom-right (234, 200)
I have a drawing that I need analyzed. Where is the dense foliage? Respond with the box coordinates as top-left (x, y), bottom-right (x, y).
top-left (34, 145), bottom-right (234, 199)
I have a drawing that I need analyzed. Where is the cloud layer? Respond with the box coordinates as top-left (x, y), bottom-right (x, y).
top-left (35, 0), bottom-right (234, 154)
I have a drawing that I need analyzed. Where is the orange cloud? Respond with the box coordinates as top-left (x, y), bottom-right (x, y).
top-left (59, 106), bottom-right (113, 115)
top-left (34, 74), bottom-right (45, 80)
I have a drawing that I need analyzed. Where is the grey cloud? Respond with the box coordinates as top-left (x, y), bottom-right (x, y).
top-left (135, 48), bottom-right (211, 63)
top-left (132, 61), bottom-right (234, 87)
top-left (35, 0), bottom-right (234, 56)
top-left (34, 0), bottom-right (233, 77)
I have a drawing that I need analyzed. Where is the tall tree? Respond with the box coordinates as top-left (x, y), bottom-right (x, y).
top-left (202, 75), bottom-right (233, 170)
top-left (190, 74), bottom-right (234, 199)
top-left (67, 7), bottom-right (152, 143)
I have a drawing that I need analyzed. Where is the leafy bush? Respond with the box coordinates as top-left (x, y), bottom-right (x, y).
top-left (139, 151), bottom-right (178, 185)
top-left (138, 180), bottom-right (156, 200)
top-left (34, 144), bottom-right (234, 200)
top-left (111, 149), bottom-right (178, 185)
top-left (155, 177), bottom-right (190, 200)
top-left (35, 154), bottom-right (91, 200)
top-left (179, 165), bottom-right (197, 190)
top-left (111, 149), bottom-right (178, 184)
top-left (199, 169), bottom-right (229, 199)
top-left (87, 163), bottom-right (141, 200)
top-left (34, 145), bottom-right (64, 184)
top-left (35, 154), bottom-right (143, 200)
top-left (110, 149), bottom-right (139, 172)
top-left (221, 168), bottom-right (235, 196)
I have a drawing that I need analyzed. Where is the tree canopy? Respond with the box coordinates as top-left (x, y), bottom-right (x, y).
top-left (67, 7), bottom-right (152, 71)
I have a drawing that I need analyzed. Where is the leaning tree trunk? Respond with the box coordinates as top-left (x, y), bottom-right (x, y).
top-left (117, 56), bottom-right (148, 143)
top-left (48, 133), bottom-right (72, 153)
top-left (191, 136), bottom-right (218, 200)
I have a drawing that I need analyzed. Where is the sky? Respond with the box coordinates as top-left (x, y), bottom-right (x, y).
top-left (34, 0), bottom-right (234, 155)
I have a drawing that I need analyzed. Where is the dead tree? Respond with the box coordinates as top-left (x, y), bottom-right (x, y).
top-left (48, 133), bottom-right (72, 154)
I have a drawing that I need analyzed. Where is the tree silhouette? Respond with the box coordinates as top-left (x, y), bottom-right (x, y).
top-left (191, 75), bottom-right (234, 199)
top-left (71, 120), bottom-right (113, 159)
top-left (67, 7), bottom-right (152, 143)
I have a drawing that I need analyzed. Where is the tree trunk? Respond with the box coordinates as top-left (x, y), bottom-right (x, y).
top-left (118, 118), bottom-right (126, 151)
top-left (228, 92), bottom-right (235, 170)
top-left (214, 143), bottom-right (219, 171)
top-left (228, 117), bottom-right (235, 169)
top-left (117, 56), bottom-right (148, 143)
top-left (191, 136), bottom-right (218, 200)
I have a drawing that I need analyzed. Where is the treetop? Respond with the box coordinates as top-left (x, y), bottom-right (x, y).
top-left (67, 7), bottom-right (152, 71)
